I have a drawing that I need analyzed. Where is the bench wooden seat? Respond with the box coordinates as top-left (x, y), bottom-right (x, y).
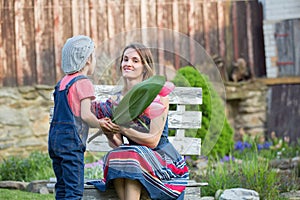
top-left (48, 85), bottom-right (208, 199)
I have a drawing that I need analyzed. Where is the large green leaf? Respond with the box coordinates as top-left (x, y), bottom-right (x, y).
top-left (112, 75), bottom-right (166, 125)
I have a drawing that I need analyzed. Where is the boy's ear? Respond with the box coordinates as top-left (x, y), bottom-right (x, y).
top-left (86, 54), bottom-right (93, 65)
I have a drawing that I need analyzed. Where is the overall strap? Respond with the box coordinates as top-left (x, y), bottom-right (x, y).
top-left (54, 80), bottom-right (62, 90)
top-left (65, 75), bottom-right (88, 91)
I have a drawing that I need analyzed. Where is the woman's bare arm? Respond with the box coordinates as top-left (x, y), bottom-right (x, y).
top-left (120, 96), bottom-right (169, 149)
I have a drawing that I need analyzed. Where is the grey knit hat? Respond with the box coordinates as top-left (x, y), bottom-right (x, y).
top-left (61, 35), bottom-right (95, 74)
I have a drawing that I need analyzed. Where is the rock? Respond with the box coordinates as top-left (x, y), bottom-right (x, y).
top-left (292, 157), bottom-right (300, 168)
top-left (215, 189), bottom-right (223, 199)
top-left (0, 181), bottom-right (29, 190)
top-left (39, 186), bottom-right (49, 194)
top-left (280, 190), bottom-right (300, 200)
top-left (270, 157), bottom-right (300, 170)
top-left (218, 188), bottom-right (259, 200)
top-left (200, 197), bottom-right (215, 200)
top-left (27, 180), bottom-right (50, 194)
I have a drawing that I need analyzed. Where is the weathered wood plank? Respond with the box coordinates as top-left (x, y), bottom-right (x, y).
top-left (34, 0), bottom-right (55, 85)
top-left (164, 1), bottom-right (174, 60)
top-left (275, 20), bottom-right (293, 76)
top-left (140, 0), bottom-right (156, 45)
top-left (0, 0), bottom-right (3, 86)
top-left (250, 0), bottom-right (265, 77)
top-left (87, 132), bottom-right (201, 155)
top-left (178, 1), bottom-right (190, 68)
top-left (156, 0), bottom-right (165, 76)
top-left (15, 0), bottom-right (36, 85)
top-left (169, 87), bottom-right (202, 105)
top-left (206, 1), bottom-right (219, 56)
top-left (193, 1), bottom-right (204, 47)
top-left (217, 1), bottom-right (225, 58)
top-left (246, 1), bottom-right (255, 79)
top-left (232, 1), bottom-right (239, 60)
top-left (92, 0), bottom-right (111, 85)
top-left (89, 0), bottom-right (99, 44)
top-left (172, 0), bottom-right (180, 70)
top-left (48, 179), bottom-right (204, 200)
top-left (266, 84), bottom-right (300, 145)
top-left (72, 0), bottom-right (89, 35)
top-left (235, 1), bottom-right (248, 61)
top-left (188, 0), bottom-right (196, 65)
top-left (107, 0), bottom-right (124, 82)
top-left (168, 111), bottom-right (201, 129)
top-left (168, 136), bottom-right (201, 155)
top-left (0, 0), bottom-right (17, 86)
top-left (53, 0), bottom-right (72, 82)
top-left (257, 77), bottom-right (300, 85)
top-left (224, 0), bottom-right (234, 69)
top-left (96, 0), bottom-right (108, 43)
top-left (82, 180), bottom-right (203, 200)
top-left (202, 1), bottom-right (210, 54)
top-left (92, 85), bottom-right (202, 105)
top-left (124, 0), bottom-right (140, 44)
top-left (293, 19), bottom-right (300, 75)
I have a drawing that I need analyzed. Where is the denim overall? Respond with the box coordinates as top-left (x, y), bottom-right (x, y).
top-left (48, 75), bottom-right (89, 200)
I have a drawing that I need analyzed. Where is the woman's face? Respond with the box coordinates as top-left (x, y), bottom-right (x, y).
top-left (121, 48), bottom-right (144, 81)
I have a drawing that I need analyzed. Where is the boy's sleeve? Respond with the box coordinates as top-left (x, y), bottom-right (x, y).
top-left (75, 79), bottom-right (96, 101)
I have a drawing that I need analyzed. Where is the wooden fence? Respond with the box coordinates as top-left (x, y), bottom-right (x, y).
top-left (0, 0), bottom-right (265, 86)
top-left (266, 83), bottom-right (300, 145)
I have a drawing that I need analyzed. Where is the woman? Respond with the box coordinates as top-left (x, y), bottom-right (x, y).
top-left (90, 43), bottom-right (189, 200)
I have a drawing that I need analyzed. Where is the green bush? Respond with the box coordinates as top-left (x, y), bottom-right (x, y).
top-left (0, 151), bottom-right (54, 182)
top-left (171, 66), bottom-right (234, 158)
top-left (0, 151), bottom-right (107, 182)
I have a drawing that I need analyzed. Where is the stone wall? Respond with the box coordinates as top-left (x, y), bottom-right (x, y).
top-left (0, 81), bottom-right (268, 160)
top-left (0, 85), bottom-right (54, 160)
top-left (225, 81), bottom-right (268, 141)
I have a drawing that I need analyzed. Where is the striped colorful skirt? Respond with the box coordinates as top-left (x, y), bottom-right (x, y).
top-left (87, 142), bottom-right (189, 200)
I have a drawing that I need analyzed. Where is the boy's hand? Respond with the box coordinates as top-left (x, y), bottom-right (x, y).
top-left (99, 117), bottom-right (120, 134)
top-left (87, 118), bottom-right (120, 143)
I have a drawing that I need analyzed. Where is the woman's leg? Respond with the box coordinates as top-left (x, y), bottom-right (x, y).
top-left (124, 179), bottom-right (141, 200)
top-left (114, 178), bottom-right (125, 200)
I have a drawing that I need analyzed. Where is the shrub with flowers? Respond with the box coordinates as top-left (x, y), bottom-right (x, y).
top-left (231, 133), bottom-right (300, 161)
top-left (84, 159), bottom-right (104, 180)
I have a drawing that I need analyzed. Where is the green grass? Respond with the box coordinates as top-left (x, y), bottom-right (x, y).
top-left (0, 189), bottom-right (54, 200)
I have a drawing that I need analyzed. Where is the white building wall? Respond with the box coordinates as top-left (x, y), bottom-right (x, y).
top-left (260, 0), bottom-right (300, 77)
top-left (264, 0), bottom-right (300, 21)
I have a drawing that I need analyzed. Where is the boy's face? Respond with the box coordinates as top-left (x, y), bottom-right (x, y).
top-left (87, 52), bottom-right (96, 75)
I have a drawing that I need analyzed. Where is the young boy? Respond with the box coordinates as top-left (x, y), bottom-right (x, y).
top-left (48, 35), bottom-right (115, 199)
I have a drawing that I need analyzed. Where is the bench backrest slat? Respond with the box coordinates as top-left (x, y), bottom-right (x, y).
top-left (168, 111), bottom-right (201, 129)
top-left (93, 85), bottom-right (202, 105)
top-left (168, 87), bottom-right (202, 105)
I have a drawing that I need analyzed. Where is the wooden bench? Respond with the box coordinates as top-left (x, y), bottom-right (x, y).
top-left (48, 85), bottom-right (208, 200)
